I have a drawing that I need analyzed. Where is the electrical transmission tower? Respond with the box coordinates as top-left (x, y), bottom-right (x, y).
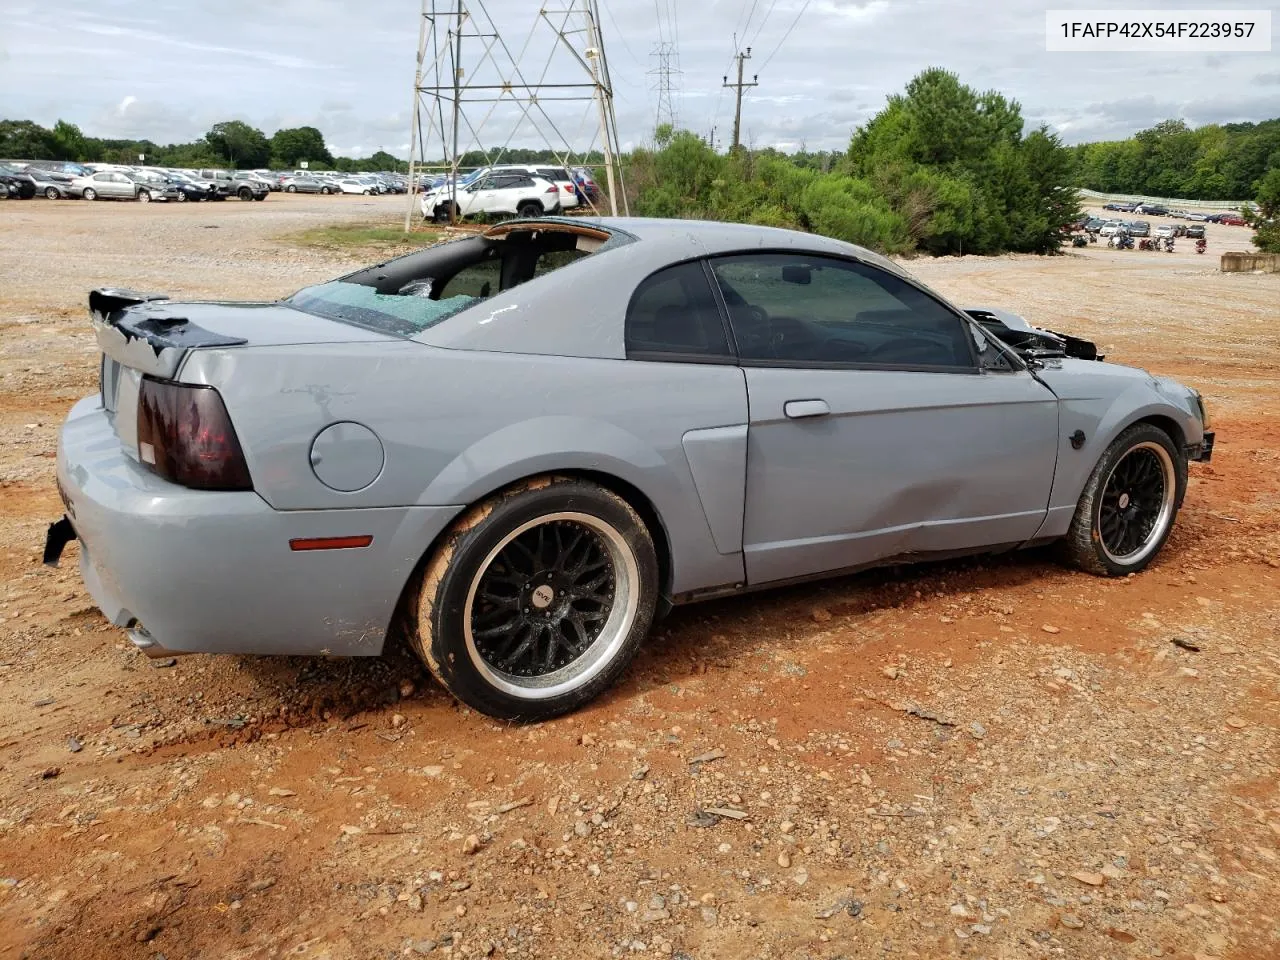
top-left (402, 0), bottom-right (629, 230)
top-left (648, 41), bottom-right (681, 130)
top-left (722, 47), bottom-right (757, 152)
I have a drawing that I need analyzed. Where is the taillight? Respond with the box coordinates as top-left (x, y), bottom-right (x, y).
top-left (136, 377), bottom-right (252, 491)
top-left (546, 186), bottom-right (558, 194)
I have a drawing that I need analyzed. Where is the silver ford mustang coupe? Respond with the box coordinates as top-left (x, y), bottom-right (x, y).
top-left (48, 218), bottom-right (1214, 720)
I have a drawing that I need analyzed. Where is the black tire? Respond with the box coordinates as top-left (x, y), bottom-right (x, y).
top-left (82, 188), bottom-right (97, 201)
top-left (253, 193), bottom-right (266, 201)
top-left (363, 189), bottom-right (372, 195)
top-left (412, 477), bottom-right (659, 721)
top-left (44, 187), bottom-right (60, 200)
top-left (175, 191), bottom-right (187, 202)
top-left (137, 189), bottom-right (151, 203)
top-left (320, 186), bottom-right (331, 195)
top-left (517, 200), bottom-right (543, 218)
top-left (238, 187), bottom-right (253, 200)
top-left (433, 202), bottom-right (457, 223)
top-left (1059, 423), bottom-right (1187, 576)
top-left (286, 184), bottom-right (297, 193)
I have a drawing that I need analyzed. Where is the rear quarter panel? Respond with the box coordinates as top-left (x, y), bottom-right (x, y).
top-left (181, 344), bottom-right (749, 596)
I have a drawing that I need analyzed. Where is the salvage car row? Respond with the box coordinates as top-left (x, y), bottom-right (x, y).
top-left (0, 161), bottom-right (413, 202)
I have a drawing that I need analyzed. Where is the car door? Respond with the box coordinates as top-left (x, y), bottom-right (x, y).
top-left (709, 252), bottom-right (1060, 586)
top-left (466, 176), bottom-right (500, 214)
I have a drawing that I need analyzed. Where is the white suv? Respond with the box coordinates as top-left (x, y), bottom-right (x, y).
top-left (421, 172), bottom-right (562, 222)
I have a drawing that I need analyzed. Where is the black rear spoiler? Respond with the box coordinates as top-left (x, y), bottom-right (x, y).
top-left (90, 287), bottom-right (247, 354)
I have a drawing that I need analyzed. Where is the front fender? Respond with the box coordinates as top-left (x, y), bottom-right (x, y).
top-left (1036, 360), bottom-right (1203, 537)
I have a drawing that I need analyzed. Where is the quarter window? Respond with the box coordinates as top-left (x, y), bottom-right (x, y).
top-left (710, 254), bottom-right (974, 368)
top-left (625, 262), bottom-right (731, 361)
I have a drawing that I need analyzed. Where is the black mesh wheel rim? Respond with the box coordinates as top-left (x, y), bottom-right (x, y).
top-left (462, 511), bottom-right (640, 700)
top-left (1098, 441), bottom-right (1176, 565)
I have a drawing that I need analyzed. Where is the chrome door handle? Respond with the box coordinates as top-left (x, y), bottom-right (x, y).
top-left (784, 399), bottom-right (830, 419)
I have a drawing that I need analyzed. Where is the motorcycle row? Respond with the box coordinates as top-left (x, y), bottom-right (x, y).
top-left (1072, 231), bottom-right (1207, 254)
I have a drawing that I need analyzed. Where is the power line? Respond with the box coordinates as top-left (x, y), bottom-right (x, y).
top-left (759, 0), bottom-right (810, 71)
top-left (747, 0), bottom-right (778, 46)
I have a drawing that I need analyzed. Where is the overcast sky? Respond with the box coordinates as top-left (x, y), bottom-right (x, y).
top-left (4, 0), bottom-right (1278, 158)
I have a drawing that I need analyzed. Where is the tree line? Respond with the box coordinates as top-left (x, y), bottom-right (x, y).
top-left (0, 118), bottom-right (398, 173)
top-left (1071, 118), bottom-right (1280, 201)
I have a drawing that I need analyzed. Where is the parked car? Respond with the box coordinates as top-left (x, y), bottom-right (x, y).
top-left (71, 170), bottom-right (159, 202)
top-left (1186, 212), bottom-right (1209, 222)
top-left (420, 172), bottom-right (562, 221)
top-left (1218, 213), bottom-right (1247, 227)
top-left (24, 166), bottom-right (76, 199)
top-left (483, 164), bottom-right (580, 210)
top-left (335, 177), bottom-right (378, 195)
top-left (0, 164), bottom-right (38, 199)
top-left (162, 171), bottom-right (219, 201)
top-left (48, 218), bottom-right (1214, 720)
top-left (198, 169), bottom-right (269, 201)
top-left (1098, 220), bottom-right (1127, 237)
top-left (1103, 202), bottom-right (1137, 212)
top-left (283, 176), bottom-right (336, 195)
top-left (1184, 224), bottom-right (1206, 239)
top-left (1154, 224), bottom-right (1177, 239)
top-left (1083, 218), bottom-right (1107, 233)
top-left (1128, 221), bottom-right (1151, 237)
top-left (571, 166), bottom-right (599, 202)
top-left (1134, 204), bottom-right (1168, 216)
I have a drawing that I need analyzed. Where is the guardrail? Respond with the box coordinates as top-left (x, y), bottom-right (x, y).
top-left (1078, 189), bottom-right (1245, 212)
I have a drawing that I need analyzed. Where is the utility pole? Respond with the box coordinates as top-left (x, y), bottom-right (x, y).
top-left (722, 48), bottom-right (757, 153)
top-left (448, 4), bottom-right (464, 224)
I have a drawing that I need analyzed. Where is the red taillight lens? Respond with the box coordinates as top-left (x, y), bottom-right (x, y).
top-left (136, 377), bottom-right (252, 491)
top-left (546, 186), bottom-right (558, 194)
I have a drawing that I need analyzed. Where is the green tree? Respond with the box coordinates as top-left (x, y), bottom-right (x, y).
top-left (269, 126), bottom-right (334, 167)
top-left (0, 120), bottom-right (59, 159)
top-left (205, 121), bottom-right (270, 168)
top-left (1247, 168), bottom-right (1280, 253)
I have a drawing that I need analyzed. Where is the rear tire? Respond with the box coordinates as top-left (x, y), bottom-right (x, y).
top-left (286, 184), bottom-right (297, 193)
top-left (411, 477), bottom-right (659, 721)
top-left (82, 188), bottom-right (97, 201)
top-left (517, 201), bottom-right (542, 218)
top-left (44, 187), bottom-right (60, 200)
top-left (1059, 423), bottom-right (1186, 576)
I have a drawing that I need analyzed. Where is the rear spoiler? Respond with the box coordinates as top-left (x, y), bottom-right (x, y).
top-left (90, 287), bottom-right (246, 379)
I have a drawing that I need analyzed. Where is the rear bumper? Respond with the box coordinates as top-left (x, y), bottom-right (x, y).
top-left (54, 396), bottom-right (461, 657)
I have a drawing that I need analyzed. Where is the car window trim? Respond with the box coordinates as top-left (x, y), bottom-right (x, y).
top-left (705, 249), bottom-right (982, 372)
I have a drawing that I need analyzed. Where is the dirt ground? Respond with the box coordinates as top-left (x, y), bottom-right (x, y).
top-left (1, 195), bottom-right (1278, 960)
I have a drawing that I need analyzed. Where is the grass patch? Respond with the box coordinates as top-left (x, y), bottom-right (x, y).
top-left (283, 221), bottom-right (446, 253)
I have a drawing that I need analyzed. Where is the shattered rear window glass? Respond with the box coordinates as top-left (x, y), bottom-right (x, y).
top-left (286, 281), bottom-right (478, 337)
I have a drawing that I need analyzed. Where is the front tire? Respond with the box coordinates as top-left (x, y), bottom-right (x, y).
top-left (82, 188), bottom-right (97, 201)
top-left (238, 187), bottom-right (253, 200)
top-left (286, 184), bottom-right (297, 193)
top-left (45, 187), bottom-right (60, 200)
top-left (320, 186), bottom-right (331, 194)
top-left (175, 190), bottom-right (187, 202)
top-left (412, 477), bottom-right (659, 721)
top-left (1060, 423), bottom-right (1186, 576)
